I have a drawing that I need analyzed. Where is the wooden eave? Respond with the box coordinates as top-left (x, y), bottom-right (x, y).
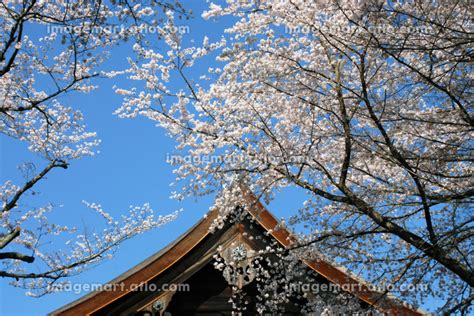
top-left (50, 188), bottom-right (425, 316)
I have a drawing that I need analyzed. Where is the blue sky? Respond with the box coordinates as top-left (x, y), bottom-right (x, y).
top-left (0, 1), bottom-right (444, 314)
top-left (0, 2), bottom-right (307, 315)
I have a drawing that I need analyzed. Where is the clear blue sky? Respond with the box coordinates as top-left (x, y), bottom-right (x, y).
top-left (0, 2), bottom-right (306, 315)
top-left (0, 2), bottom-right (441, 315)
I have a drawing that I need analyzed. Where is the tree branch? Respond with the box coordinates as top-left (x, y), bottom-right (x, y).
top-left (359, 55), bottom-right (438, 244)
top-left (2, 160), bottom-right (68, 213)
top-left (0, 252), bottom-right (34, 263)
top-left (0, 227), bottom-right (20, 249)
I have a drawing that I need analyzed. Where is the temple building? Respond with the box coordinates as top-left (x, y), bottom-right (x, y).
top-left (50, 188), bottom-right (424, 316)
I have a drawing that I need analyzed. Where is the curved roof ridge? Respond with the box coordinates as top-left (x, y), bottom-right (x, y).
top-left (50, 185), bottom-right (427, 315)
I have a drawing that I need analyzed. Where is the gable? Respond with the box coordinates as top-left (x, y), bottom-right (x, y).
top-left (50, 188), bottom-right (424, 315)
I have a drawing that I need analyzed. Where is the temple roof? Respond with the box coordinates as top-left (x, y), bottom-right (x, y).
top-left (50, 187), bottom-right (425, 316)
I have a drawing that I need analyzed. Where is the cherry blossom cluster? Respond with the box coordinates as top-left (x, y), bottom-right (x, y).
top-left (1, 0), bottom-right (184, 295)
top-left (114, 0), bottom-right (472, 313)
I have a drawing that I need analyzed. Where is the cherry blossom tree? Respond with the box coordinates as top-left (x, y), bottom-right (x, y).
top-left (115, 0), bottom-right (473, 314)
top-left (0, 0), bottom-right (184, 296)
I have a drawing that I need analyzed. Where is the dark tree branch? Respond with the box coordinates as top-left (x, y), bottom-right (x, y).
top-left (2, 160), bottom-right (68, 213)
top-left (358, 55), bottom-right (438, 245)
top-left (0, 252), bottom-right (34, 263)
